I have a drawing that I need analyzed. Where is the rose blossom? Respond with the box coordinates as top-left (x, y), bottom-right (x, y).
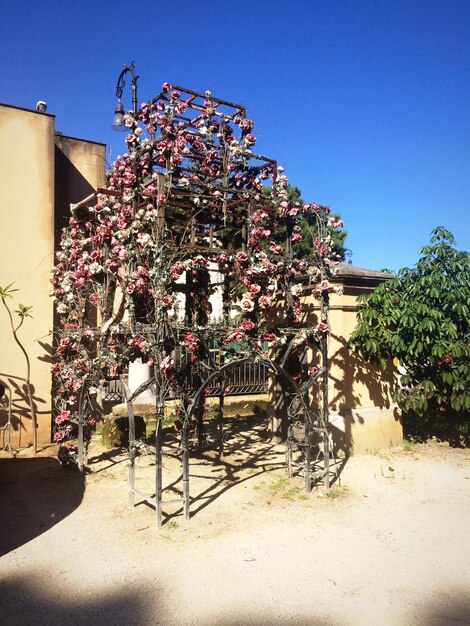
top-left (249, 284), bottom-right (261, 297)
top-left (235, 251), bottom-right (249, 263)
top-left (258, 295), bottom-right (272, 309)
top-left (241, 296), bottom-right (255, 312)
top-left (55, 410), bottom-right (70, 425)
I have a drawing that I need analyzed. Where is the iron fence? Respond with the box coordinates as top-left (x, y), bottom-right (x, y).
top-left (103, 349), bottom-right (268, 404)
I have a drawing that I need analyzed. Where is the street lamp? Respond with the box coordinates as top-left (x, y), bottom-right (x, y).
top-left (111, 62), bottom-right (139, 131)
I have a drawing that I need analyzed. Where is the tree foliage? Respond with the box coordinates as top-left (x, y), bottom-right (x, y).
top-left (286, 186), bottom-right (347, 262)
top-left (350, 228), bottom-right (470, 418)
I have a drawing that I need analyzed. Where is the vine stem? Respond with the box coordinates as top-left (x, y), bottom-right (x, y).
top-left (1, 299), bottom-right (38, 453)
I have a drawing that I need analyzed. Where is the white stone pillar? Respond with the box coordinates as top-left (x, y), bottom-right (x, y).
top-left (208, 262), bottom-right (223, 323)
top-left (128, 358), bottom-right (155, 403)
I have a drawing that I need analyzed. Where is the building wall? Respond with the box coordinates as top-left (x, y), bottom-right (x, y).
top-left (267, 266), bottom-right (403, 453)
top-left (0, 104), bottom-right (106, 449)
top-left (0, 105), bottom-right (56, 448)
top-left (54, 134), bottom-right (106, 244)
top-left (326, 281), bottom-right (402, 453)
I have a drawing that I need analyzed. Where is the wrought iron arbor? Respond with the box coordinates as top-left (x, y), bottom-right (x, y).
top-left (52, 82), bottom-right (340, 524)
top-left (119, 340), bottom-right (333, 526)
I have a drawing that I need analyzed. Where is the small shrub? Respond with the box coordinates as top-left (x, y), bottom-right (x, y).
top-left (403, 439), bottom-right (415, 453)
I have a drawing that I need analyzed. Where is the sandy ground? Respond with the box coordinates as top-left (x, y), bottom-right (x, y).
top-left (1, 418), bottom-right (469, 626)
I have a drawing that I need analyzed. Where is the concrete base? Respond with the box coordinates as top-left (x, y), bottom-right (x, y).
top-left (329, 406), bottom-right (403, 454)
top-left (108, 394), bottom-right (269, 425)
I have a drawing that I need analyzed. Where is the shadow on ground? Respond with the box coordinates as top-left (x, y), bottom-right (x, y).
top-left (0, 575), bottom-right (337, 626)
top-left (0, 576), bottom-right (155, 626)
top-left (3, 572), bottom-right (466, 626)
top-left (413, 591), bottom-right (470, 626)
top-left (116, 414), bottom-right (346, 526)
top-left (0, 458), bottom-right (84, 556)
top-left (404, 418), bottom-right (470, 448)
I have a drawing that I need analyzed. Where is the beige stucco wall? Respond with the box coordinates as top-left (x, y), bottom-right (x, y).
top-left (0, 104), bottom-right (106, 449)
top-left (268, 269), bottom-right (402, 453)
top-left (326, 284), bottom-right (402, 453)
top-left (54, 134), bottom-right (107, 246)
top-left (0, 105), bottom-right (56, 448)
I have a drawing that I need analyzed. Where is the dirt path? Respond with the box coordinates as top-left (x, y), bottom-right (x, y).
top-left (1, 427), bottom-right (469, 625)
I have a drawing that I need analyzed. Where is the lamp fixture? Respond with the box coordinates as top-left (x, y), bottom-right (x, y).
top-left (111, 62), bottom-right (139, 131)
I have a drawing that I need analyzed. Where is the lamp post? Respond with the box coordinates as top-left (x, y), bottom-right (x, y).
top-left (111, 62), bottom-right (139, 131)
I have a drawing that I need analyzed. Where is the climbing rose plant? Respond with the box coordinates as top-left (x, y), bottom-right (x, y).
top-left (50, 83), bottom-right (345, 447)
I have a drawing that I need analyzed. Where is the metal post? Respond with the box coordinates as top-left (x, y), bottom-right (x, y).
top-left (0, 382), bottom-right (13, 456)
top-left (182, 420), bottom-right (190, 520)
top-left (155, 413), bottom-right (163, 527)
top-left (322, 334), bottom-right (330, 489)
top-left (77, 391), bottom-right (87, 473)
top-left (304, 416), bottom-right (311, 492)
top-left (131, 79), bottom-right (138, 116)
top-left (196, 396), bottom-right (205, 452)
top-left (127, 398), bottom-right (136, 507)
top-left (218, 389), bottom-right (225, 457)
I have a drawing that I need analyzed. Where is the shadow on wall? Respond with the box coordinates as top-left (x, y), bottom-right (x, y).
top-left (53, 143), bottom-right (96, 247)
top-left (0, 375), bottom-right (47, 448)
top-left (0, 457), bottom-right (84, 556)
top-left (328, 333), bottom-right (397, 456)
top-left (329, 333), bottom-right (394, 411)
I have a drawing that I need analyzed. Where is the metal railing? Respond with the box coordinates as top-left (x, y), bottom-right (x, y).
top-left (103, 350), bottom-right (268, 404)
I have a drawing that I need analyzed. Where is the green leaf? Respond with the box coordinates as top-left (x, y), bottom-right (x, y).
top-left (15, 303), bottom-right (33, 319)
top-left (350, 227), bottom-right (469, 423)
top-left (0, 282), bottom-right (19, 300)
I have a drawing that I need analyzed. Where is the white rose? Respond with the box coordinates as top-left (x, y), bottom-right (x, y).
top-left (89, 262), bottom-right (103, 275)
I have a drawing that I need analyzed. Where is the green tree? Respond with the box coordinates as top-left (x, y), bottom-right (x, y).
top-left (349, 228), bottom-right (470, 420)
top-left (288, 186), bottom-right (347, 262)
top-left (270, 185), bottom-right (347, 261)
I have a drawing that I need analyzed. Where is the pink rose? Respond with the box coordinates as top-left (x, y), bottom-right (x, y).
top-left (162, 295), bottom-right (174, 308)
top-left (235, 251), bottom-right (249, 263)
top-left (258, 295), bottom-right (272, 309)
top-left (175, 100), bottom-right (187, 114)
top-left (55, 410), bottom-right (70, 425)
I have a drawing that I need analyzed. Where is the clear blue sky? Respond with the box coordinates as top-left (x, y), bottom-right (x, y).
top-left (2, 0), bottom-right (469, 271)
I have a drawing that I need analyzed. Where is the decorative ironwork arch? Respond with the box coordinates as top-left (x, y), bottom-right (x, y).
top-left (122, 336), bottom-right (333, 527)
